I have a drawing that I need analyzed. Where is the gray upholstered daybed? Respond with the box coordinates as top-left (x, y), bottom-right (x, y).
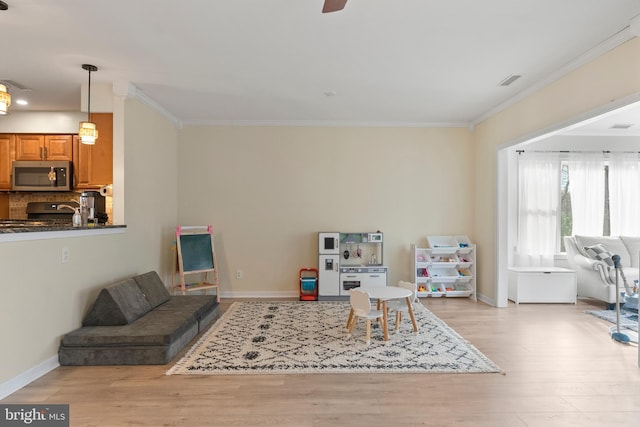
top-left (58, 271), bottom-right (219, 365)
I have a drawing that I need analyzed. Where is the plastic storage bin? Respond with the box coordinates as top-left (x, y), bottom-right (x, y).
top-left (455, 235), bottom-right (473, 254)
top-left (299, 268), bottom-right (318, 301)
top-left (427, 266), bottom-right (459, 281)
top-left (427, 236), bottom-right (459, 254)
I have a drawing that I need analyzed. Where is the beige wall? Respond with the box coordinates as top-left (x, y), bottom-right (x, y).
top-left (121, 99), bottom-right (179, 283)
top-left (0, 111), bottom-right (86, 134)
top-left (177, 126), bottom-right (474, 295)
top-left (177, 35), bottom-right (640, 303)
top-left (472, 38), bottom-right (640, 302)
top-left (0, 98), bottom-right (178, 385)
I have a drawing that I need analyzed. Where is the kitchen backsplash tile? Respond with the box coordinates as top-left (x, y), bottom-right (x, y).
top-left (8, 192), bottom-right (113, 223)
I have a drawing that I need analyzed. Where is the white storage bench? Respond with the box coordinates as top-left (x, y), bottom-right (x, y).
top-left (508, 267), bottom-right (577, 304)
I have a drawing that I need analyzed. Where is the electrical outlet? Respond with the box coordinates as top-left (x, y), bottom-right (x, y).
top-left (236, 270), bottom-right (243, 280)
top-left (61, 247), bottom-right (70, 263)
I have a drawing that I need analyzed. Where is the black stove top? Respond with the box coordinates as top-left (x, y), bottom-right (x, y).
top-left (26, 201), bottom-right (79, 221)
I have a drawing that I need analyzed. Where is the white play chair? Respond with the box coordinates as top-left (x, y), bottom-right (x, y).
top-left (386, 281), bottom-right (418, 333)
top-left (347, 288), bottom-right (384, 344)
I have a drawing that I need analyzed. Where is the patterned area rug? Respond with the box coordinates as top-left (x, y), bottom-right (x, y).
top-left (586, 308), bottom-right (639, 331)
top-left (166, 301), bottom-right (501, 375)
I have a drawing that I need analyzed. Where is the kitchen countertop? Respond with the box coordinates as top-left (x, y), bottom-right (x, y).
top-left (0, 221), bottom-right (127, 243)
top-left (0, 223), bottom-right (126, 233)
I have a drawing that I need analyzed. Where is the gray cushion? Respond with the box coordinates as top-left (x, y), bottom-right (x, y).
top-left (82, 278), bottom-right (153, 326)
top-left (64, 310), bottom-right (198, 347)
top-left (134, 271), bottom-right (171, 308)
top-left (583, 244), bottom-right (615, 267)
top-left (154, 295), bottom-right (217, 318)
top-left (60, 275), bottom-right (221, 366)
top-left (58, 343), bottom-right (188, 366)
top-left (583, 244), bottom-right (617, 282)
top-left (59, 302), bottom-right (221, 366)
top-left (58, 321), bottom-right (200, 366)
top-left (575, 235), bottom-right (631, 267)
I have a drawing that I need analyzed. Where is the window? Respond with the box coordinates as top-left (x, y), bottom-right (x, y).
top-left (559, 163), bottom-right (572, 252)
top-left (518, 151), bottom-right (639, 260)
top-left (559, 162), bottom-right (610, 252)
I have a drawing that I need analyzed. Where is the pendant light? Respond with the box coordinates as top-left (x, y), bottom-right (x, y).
top-left (0, 83), bottom-right (10, 115)
top-left (78, 64), bottom-right (98, 145)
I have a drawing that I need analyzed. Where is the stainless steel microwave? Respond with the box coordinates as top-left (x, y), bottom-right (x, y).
top-left (12, 160), bottom-right (73, 191)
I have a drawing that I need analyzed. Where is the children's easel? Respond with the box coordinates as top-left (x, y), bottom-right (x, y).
top-left (172, 225), bottom-right (220, 302)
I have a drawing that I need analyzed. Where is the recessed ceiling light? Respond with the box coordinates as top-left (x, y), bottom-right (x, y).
top-left (16, 99), bottom-right (27, 106)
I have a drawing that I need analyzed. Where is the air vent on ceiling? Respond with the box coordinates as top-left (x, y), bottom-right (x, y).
top-left (498, 74), bottom-right (522, 87)
top-left (0, 79), bottom-right (32, 91)
top-left (610, 123), bottom-right (633, 129)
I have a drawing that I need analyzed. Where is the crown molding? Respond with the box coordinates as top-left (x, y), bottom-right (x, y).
top-left (112, 81), bottom-right (183, 129)
top-left (180, 119), bottom-right (470, 128)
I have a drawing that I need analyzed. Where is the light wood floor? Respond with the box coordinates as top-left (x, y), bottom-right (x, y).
top-left (3, 297), bottom-right (640, 426)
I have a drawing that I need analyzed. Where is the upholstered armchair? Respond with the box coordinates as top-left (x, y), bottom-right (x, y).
top-left (564, 235), bottom-right (639, 305)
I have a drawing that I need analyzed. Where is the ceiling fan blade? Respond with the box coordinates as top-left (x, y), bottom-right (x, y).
top-left (322, 0), bottom-right (347, 13)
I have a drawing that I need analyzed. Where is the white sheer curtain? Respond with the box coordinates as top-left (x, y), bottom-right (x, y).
top-left (515, 153), bottom-right (560, 267)
top-left (609, 153), bottom-right (640, 236)
top-left (568, 152), bottom-right (605, 236)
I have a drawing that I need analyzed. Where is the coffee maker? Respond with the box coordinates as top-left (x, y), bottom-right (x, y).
top-left (79, 191), bottom-right (108, 224)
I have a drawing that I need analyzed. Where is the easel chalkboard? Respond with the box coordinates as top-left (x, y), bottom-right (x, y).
top-left (173, 225), bottom-right (220, 301)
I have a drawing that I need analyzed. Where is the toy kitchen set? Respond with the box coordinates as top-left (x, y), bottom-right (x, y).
top-left (317, 231), bottom-right (387, 299)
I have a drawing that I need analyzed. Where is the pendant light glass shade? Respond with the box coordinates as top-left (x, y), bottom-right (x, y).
top-left (0, 83), bottom-right (11, 115)
top-left (78, 64), bottom-right (98, 144)
top-left (79, 121), bottom-right (98, 144)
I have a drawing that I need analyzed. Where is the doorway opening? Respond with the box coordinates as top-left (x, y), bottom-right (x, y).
top-left (495, 94), bottom-right (640, 307)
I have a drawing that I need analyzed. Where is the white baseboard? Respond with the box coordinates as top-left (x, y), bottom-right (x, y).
top-left (219, 290), bottom-right (300, 299)
top-left (477, 292), bottom-right (498, 307)
top-left (0, 356), bottom-right (59, 400)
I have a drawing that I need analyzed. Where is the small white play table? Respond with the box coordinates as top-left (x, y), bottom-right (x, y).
top-left (347, 285), bottom-right (419, 341)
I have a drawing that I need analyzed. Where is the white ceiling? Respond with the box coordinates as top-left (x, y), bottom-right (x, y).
top-left (1, 0), bottom-right (640, 129)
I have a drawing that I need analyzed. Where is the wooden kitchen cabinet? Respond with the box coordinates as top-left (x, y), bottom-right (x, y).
top-left (0, 134), bottom-right (15, 190)
top-left (73, 113), bottom-right (113, 189)
top-left (0, 193), bottom-right (8, 217)
top-left (45, 135), bottom-right (74, 160)
top-left (15, 134), bottom-right (73, 161)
